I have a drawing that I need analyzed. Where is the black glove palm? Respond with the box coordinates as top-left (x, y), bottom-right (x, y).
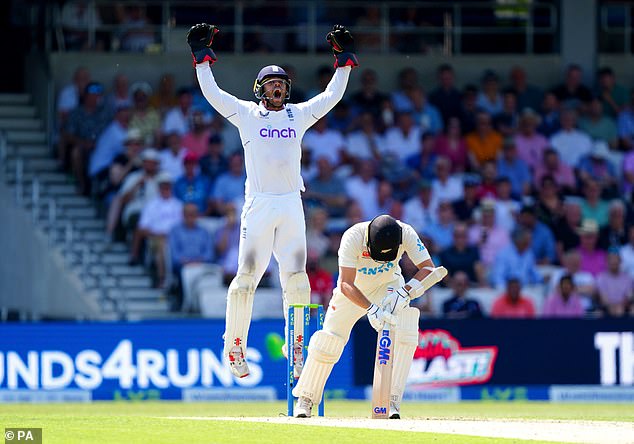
top-left (187, 23), bottom-right (219, 66)
top-left (326, 25), bottom-right (359, 68)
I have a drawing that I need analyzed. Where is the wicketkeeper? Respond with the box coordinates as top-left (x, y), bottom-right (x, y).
top-left (293, 215), bottom-right (436, 418)
top-left (187, 23), bottom-right (358, 379)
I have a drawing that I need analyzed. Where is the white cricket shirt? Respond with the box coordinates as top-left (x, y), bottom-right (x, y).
top-left (196, 63), bottom-right (350, 197)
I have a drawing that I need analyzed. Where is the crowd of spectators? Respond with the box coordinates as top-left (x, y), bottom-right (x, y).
top-left (55, 60), bottom-right (634, 317)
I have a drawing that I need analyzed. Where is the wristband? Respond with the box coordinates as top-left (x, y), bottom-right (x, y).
top-left (404, 278), bottom-right (422, 296)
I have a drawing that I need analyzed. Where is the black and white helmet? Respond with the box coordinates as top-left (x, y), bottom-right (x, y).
top-left (366, 215), bottom-right (403, 262)
top-left (253, 65), bottom-right (292, 102)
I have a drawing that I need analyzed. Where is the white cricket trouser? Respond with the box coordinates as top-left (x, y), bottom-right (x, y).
top-left (237, 193), bottom-right (307, 280)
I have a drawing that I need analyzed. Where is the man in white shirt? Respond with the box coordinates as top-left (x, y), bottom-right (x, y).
top-left (344, 159), bottom-right (379, 220)
top-left (549, 108), bottom-right (593, 168)
top-left (292, 215), bottom-right (436, 418)
top-left (162, 87), bottom-right (193, 136)
top-left (384, 111), bottom-right (422, 161)
top-left (301, 116), bottom-right (346, 168)
top-left (188, 23), bottom-right (357, 378)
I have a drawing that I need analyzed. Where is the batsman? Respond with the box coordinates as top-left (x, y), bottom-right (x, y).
top-left (293, 215), bottom-right (439, 418)
top-left (187, 23), bottom-right (357, 379)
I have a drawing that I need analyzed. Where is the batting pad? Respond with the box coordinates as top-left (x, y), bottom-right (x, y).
top-left (292, 330), bottom-right (345, 403)
top-left (391, 306), bottom-right (420, 404)
top-left (283, 272), bottom-right (311, 348)
top-left (223, 274), bottom-right (256, 357)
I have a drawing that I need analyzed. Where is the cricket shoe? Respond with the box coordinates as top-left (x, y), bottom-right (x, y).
top-left (294, 396), bottom-right (313, 418)
top-left (228, 346), bottom-right (250, 378)
top-left (389, 400), bottom-right (400, 419)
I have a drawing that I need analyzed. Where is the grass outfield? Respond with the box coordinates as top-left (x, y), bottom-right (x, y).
top-left (2, 401), bottom-right (633, 444)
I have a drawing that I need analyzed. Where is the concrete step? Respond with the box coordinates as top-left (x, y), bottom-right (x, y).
top-left (101, 253), bottom-right (129, 265)
top-left (64, 207), bottom-right (97, 219)
top-left (88, 265), bottom-right (109, 275)
top-left (81, 229), bottom-right (108, 241)
top-left (108, 288), bottom-right (164, 301)
top-left (44, 184), bottom-right (77, 195)
top-left (12, 144), bottom-right (50, 157)
top-left (119, 275), bottom-right (153, 288)
top-left (0, 94), bottom-right (31, 104)
top-left (99, 276), bottom-right (118, 288)
top-left (7, 157), bottom-right (58, 172)
top-left (4, 172), bottom-right (69, 185)
top-left (74, 219), bottom-right (105, 230)
top-left (6, 131), bottom-right (46, 144)
top-left (55, 195), bottom-right (92, 208)
top-left (109, 265), bottom-right (145, 276)
top-left (0, 118), bottom-right (42, 130)
top-left (0, 105), bottom-right (37, 118)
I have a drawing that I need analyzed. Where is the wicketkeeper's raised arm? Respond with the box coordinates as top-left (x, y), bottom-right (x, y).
top-left (188, 24), bottom-right (245, 122)
top-left (300, 25), bottom-right (359, 120)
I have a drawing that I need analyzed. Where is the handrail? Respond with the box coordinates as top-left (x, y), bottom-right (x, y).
top-left (47, 0), bottom-right (559, 55)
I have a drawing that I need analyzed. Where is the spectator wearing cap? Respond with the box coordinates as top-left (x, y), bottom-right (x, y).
top-left (476, 70), bottom-right (503, 116)
top-left (596, 251), bottom-right (633, 317)
top-left (440, 224), bottom-right (484, 285)
top-left (468, 199), bottom-right (511, 267)
top-left (517, 205), bottom-right (556, 265)
top-left (431, 156), bottom-right (463, 203)
top-left (344, 160), bottom-right (380, 220)
top-left (508, 66), bottom-right (544, 113)
top-left (549, 108), bottom-right (593, 168)
top-left (465, 111), bottom-right (503, 169)
top-left (492, 89), bottom-right (520, 138)
top-left (514, 107), bottom-right (549, 172)
top-left (533, 148), bottom-right (576, 193)
top-left (129, 81), bottom-right (161, 147)
top-left (130, 172), bottom-right (183, 288)
top-left (579, 97), bottom-right (619, 149)
top-left (406, 132), bottom-right (439, 181)
top-left (60, 81), bottom-right (111, 194)
top-left (305, 156), bottom-right (348, 218)
top-left (554, 198), bottom-right (582, 259)
top-left (116, 148), bottom-right (162, 234)
top-left (452, 175), bottom-right (480, 222)
top-left (105, 73), bottom-right (131, 115)
top-left (542, 274), bottom-right (585, 318)
top-left (403, 179), bottom-right (439, 234)
top-left (493, 177), bottom-right (521, 232)
top-left (576, 219), bottom-right (608, 277)
top-left (490, 228), bottom-right (542, 290)
top-left (599, 200), bottom-right (630, 250)
top-left (384, 111), bottom-right (422, 162)
top-left (496, 139), bottom-right (531, 198)
top-left (577, 142), bottom-right (618, 197)
top-left (210, 152), bottom-right (246, 216)
top-left (434, 117), bottom-right (468, 173)
top-left (199, 133), bottom-right (228, 185)
top-left (89, 102), bottom-right (131, 185)
top-left (422, 201), bottom-right (456, 253)
top-left (537, 91), bottom-right (561, 137)
top-left (173, 151), bottom-right (212, 214)
top-left (490, 277), bottom-right (536, 318)
top-left (442, 271), bottom-right (484, 319)
top-left (580, 179), bottom-right (609, 227)
top-left (596, 67), bottom-right (628, 118)
top-left (168, 203), bottom-right (214, 309)
top-left (162, 87), bottom-right (193, 137)
top-left (181, 109), bottom-right (212, 158)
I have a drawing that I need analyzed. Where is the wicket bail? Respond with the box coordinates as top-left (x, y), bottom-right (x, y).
top-left (287, 303), bottom-right (325, 417)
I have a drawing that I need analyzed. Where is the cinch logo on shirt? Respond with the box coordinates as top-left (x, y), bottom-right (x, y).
top-left (259, 126), bottom-right (297, 138)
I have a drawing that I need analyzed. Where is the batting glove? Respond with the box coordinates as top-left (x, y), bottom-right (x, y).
top-left (326, 24), bottom-right (359, 68)
top-left (187, 23), bottom-right (219, 67)
top-left (381, 286), bottom-right (411, 316)
top-left (367, 303), bottom-right (396, 332)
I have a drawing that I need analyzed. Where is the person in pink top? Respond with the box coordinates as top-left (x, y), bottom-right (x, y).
top-left (542, 274), bottom-right (585, 318)
top-left (490, 277), bottom-right (536, 318)
top-left (596, 251), bottom-right (633, 317)
top-left (468, 199), bottom-right (511, 267)
top-left (180, 109), bottom-right (211, 157)
top-left (514, 107), bottom-right (549, 172)
top-left (434, 117), bottom-right (468, 173)
top-left (576, 219), bottom-right (608, 277)
top-left (533, 148), bottom-right (576, 193)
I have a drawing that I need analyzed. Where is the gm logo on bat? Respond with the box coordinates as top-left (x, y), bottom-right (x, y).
top-left (373, 407), bottom-right (387, 414)
top-left (378, 329), bottom-right (392, 364)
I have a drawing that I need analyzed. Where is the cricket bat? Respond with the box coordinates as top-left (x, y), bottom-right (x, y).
top-left (370, 266), bottom-right (447, 418)
top-left (371, 325), bottom-right (393, 419)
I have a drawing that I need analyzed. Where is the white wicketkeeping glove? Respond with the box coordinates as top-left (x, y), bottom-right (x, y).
top-left (381, 286), bottom-right (411, 316)
top-left (366, 303), bottom-right (397, 332)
